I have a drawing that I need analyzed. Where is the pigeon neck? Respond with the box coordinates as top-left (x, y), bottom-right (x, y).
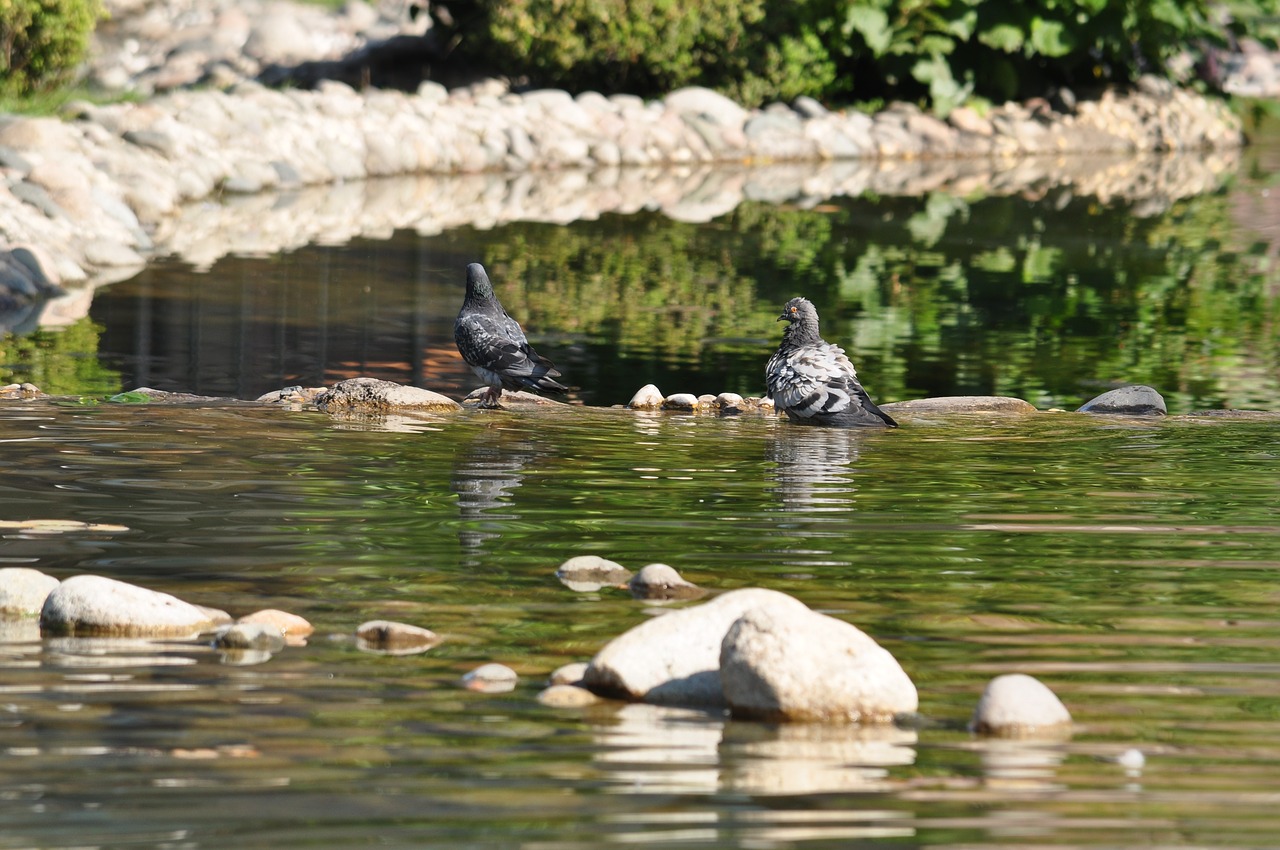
top-left (784, 318), bottom-right (822, 347)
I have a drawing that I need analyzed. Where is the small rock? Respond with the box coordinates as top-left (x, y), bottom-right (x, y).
top-left (970, 673), bottom-right (1073, 738)
top-left (355, 619), bottom-right (440, 654)
top-left (583, 587), bottom-right (810, 707)
top-left (0, 567), bottom-right (60, 617)
top-left (237, 609), bottom-right (313, 646)
top-left (462, 387), bottom-right (565, 407)
top-left (715, 392), bottom-right (744, 414)
top-left (1115, 748), bottom-right (1146, 771)
top-left (556, 555), bottom-right (633, 592)
top-left (627, 384), bottom-right (664, 409)
top-left (1077, 385), bottom-right (1167, 416)
top-left (39, 575), bottom-right (230, 638)
top-left (629, 563), bottom-right (705, 600)
top-left (720, 606), bottom-right (918, 723)
top-left (536, 684), bottom-right (602, 707)
top-left (256, 385), bottom-right (324, 405)
top-left (661, 392), bottom-right (699, 411)
top-left (880, 396), bottom-right (1037, 415)
top-left (0, 383), bottom-right (43, 399)
top-left (462, 662), bottom-right (518, 693)
top-left (315, 377), bottom-right (461, 413)
top-left (548, 661), bottom-right (589, 686)
top-left (213, 622), bottom-right (286, 652)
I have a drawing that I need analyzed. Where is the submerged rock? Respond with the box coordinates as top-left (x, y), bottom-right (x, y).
top-left (881, 396), bottom-right (1038, 415)
top-left (213, 622), bottom-right (286, 652)
top-left (315, 377), bottom-right (460, 413)
top-left (40, 575), bottom-right (231, 638)
top-left (0, 567), bottom-right (60, 617)
top-left (237, 609), bottom-right (314, 645)
top-left (355, 619), bottom-right (440, 654)
top-left (548, 661), bottom-right (589, 686)
top-left (556, 555), bottom-right (633, 592)
top-left (970, 673), bottom-right (1073, 738)
top-left (628, 563), bottom-right (705, 600)
top-left (720, 605), bottom-right (917, 723)
top-left (583, 587), bottom-right (808, 707)
top-left (462, 662), bottom-right (518, 693)
top-left (537, 684), bottom-right (602, 707)
top-left (1077, 385), bottom-right (1167, 416)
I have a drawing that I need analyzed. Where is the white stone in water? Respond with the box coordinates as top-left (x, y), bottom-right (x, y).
top-left (355, 619), bottom-right (440, 654)
top-left (237, 609), bottom-right (313, 645)
top-left (716, 392), bottom-right (744, 408)
top-left (214, 622), bottom-right (286, 652)
top-left (661, 393), bottom-right (699, 411)
top-left (549, 661), bottom-right (589, 686)
top-left (627, 384), bottom-right (664, 409)
top-left (970, 673), bottom-right (1072, 737)
top-left (583, 588), bottom-right (810, 707)
top-left (536, 684), bottom-right (601, 707)
top-left (40, 575), bottom-right (230, 638)
top-left (0, 567), bottom-right (60, 617)
top-left (555, 555), bottom-right (633, 592)
top-left (315, 377), bottom-right (461, 412)
top-left (720, 605), bottom-right (918, 723)
top-left (629, 563), bottom-right (703, 600)
top-left (1077, 385), bottom-right (1167, 416)
top-left (462, 662), bottom-right (518, 693)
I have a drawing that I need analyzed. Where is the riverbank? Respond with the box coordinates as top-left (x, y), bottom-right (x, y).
top-left (0, 0), bottom-right (1258, 306)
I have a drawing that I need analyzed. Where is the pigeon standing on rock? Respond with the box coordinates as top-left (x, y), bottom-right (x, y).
top-left (765, 296), bottom-right (896, 428)
top-left (454, 263), bottom-right (568, 408)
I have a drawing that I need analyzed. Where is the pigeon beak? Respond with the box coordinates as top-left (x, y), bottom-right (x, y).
top-left (776, 313), bottom-right (788, 322)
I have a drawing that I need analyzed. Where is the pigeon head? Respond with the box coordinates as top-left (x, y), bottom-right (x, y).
top-left (778, 297), bottom-right (818, 325)
top-left (465, 263), bottom-right (496, 300)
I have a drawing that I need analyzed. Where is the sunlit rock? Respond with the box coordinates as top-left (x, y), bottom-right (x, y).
top-left (664, 87), bottom-right (749, 130)
top-left (627, 384), bottom-right (664, 410)
top-left (537, 684), bottom-right (602, 707)
top-left (462, 662), bottom-right (518, 693)
top-left (628, 563), bottom-right (705, 600)
top-left (461, 388), bottom-right (566, 408)
top-left (970, 673), bottom-right (1073, 738)
top-left (880, 396), bottom-right (1038, 415)
top-left (583, 588), bottom-right (809, 707)
top-left (0, 383), bottom-right (43, 399)
top-left (0, 567), bottom-right (60, 617)
top-left (213, 622), bottom-right (286, 652)
top-left (315, 377), bottom-right (461, 413)
top-left (40, 575), bottom-right (231, 638)
top-left (720, 606), bottom-right (918, 723)
top-left (661, 392), bottom-right (698, 411)
top-left (715, 392), bottom-right (744, 415)
top-left (1077, 385), bottom-right (1167, 416)
top-left (549, 661), bottom-right (589, 686)
top-left (355, 619), bottom-right (440, 654)
top-left (556, 555), bottom-right (633, 592)
top-left (238, 608), bottom-right (313, 646)
top-left (256, 385), bottom-right (325, 405)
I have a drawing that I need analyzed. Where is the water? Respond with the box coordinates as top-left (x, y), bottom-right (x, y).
top-left (3, 122), bottom-right (1280, 847)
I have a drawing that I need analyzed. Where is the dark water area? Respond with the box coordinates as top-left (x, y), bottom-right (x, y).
top-left (3, 121), bottom-right (1280, 848)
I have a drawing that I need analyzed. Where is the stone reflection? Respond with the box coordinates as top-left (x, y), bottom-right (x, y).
top-left (449, 423), bottom-right (544, 561)
top-left (767, 428), bottom-right (874, 512)
top-left (978, 739), bottom-right (1069, 791)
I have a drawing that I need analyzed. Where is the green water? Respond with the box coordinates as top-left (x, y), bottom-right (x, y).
top-left (2, 399), bottom-right (1280, 847)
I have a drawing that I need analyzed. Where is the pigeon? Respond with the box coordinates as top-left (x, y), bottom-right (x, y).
top-left (454, 262), bottom-right (568, 408)
top-left (764, 296), bottom-right (896, 428)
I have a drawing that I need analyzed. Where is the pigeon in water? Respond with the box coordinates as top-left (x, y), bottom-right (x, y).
top-left (454, 262), bottom-right (568, 408)
top-left (765, 296), bottom-right (896, 428)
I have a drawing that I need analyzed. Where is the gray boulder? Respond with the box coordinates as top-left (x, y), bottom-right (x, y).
top-left (315, 377), bottom-right (461, 413)
top-left (40, 575), bottom-right (230, 638)
top-left (1077, 385), bottom-right (1167, 416)
top-left (720, 605), bottom-right (918, 723)
top-left (881, 396), bottom-right (1037, 415)
top-left (0, 567), bottom-right (60, 617)
top-left (971, 673), bottom-right (1072, 737)
top-left (583, 588), bottom-right (809, 707)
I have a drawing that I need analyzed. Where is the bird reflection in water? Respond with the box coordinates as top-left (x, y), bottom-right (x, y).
top-left (767, 427), bottom-right (877, 513)
top-left (449, 423), bottom-right (544, 564)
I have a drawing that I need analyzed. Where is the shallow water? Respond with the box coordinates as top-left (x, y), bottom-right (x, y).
top-left (3, 399), bottom-right (1280, 848)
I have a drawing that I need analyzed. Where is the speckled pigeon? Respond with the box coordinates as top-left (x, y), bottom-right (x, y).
top-left (765, 296), bottom-right (896, 428)
top-left (454, 262), bottom-right (568, 408)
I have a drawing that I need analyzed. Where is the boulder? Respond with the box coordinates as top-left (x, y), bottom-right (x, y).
top-left (213, 622), bottom-right (286, 652)
top-left (237, 609), bottom-right (314, 645)
top-left (583, 588), bottom-right (809, 707)
top-left (315, 377), bottom-right (461, 413)
top-left (1077, 385), bottom-right (1167, 416)
top-left (662, 392), bottom-right (699, 411)
top-left (627, 384), bottom-right (665, 409)
top-left (537, 684), bottom-right (602, 707)
top-left (355, 619), bottom-right (440, 654)
top-left (970, 673), bottom-right (1072, 737)
top-left (548, 661), bottom-right (589, 686)
top-left (556, 555), bottom-right (633, 592)
top-left (40, 575), bottom-right (230, 638)
top-left (0, 567), bottom-right (60, 617)
top-left (628, 563), bottom-right (704, 600)
top-left (881, 396), bottom-right (1037, 415)
top-left (720, 606), bottom-right (917, 723)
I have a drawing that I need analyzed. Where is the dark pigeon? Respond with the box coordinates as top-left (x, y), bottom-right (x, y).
top-left (764, 296), bottom-right (896, 428)
top-left (454, 262), bottom-right (568, 408)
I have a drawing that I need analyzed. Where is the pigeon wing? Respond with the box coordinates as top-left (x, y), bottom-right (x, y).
top-left (768, 342), bottom-right (890, 423)
top-left (456, 311), bottom-right (563, 387)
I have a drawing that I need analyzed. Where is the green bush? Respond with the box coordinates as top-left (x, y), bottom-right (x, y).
top-left (0, 0), bottom-right (104, 96)
top-left (447, 0), bottom-right (1280, 112)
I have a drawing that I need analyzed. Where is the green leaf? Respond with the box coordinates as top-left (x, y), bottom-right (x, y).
top-left (1029, 17), bottom-right (1074, 57)
top-left (977, 23), bottom-right (1024, 53)
top-left (844, 5), bottom-right (893, 55)
top-left (108, 391), bottom-right (152, 404)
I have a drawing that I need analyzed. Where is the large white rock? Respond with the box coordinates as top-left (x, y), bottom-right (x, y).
top-left (0, 567), bottom-right (60, 617)
top-left (583, 588), bottom-right (809, 707)
top-left (315, 377), bottom-right (460, 413)
top-left (40, 575), bottom-right (230, 638)
top-left (971, 673), bottom-right (1072, 737)
top-left (720, 606), bottom-right (918, 722)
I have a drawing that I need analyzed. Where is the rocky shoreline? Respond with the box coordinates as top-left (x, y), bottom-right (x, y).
top-left (0, 0), bottom-right (1258, 311)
